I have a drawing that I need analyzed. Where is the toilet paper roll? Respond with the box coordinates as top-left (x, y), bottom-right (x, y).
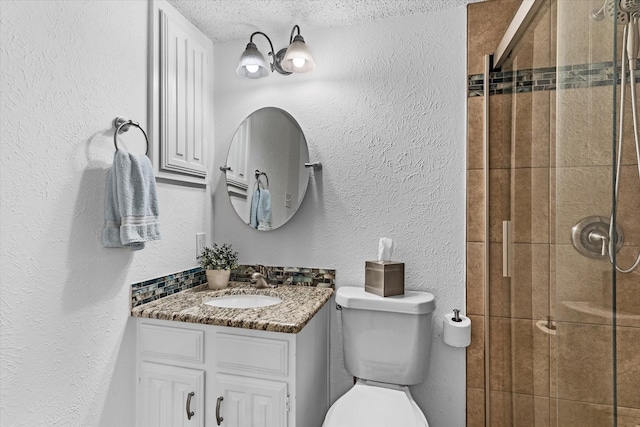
top-left (443, 313), bottom-right (471, 348)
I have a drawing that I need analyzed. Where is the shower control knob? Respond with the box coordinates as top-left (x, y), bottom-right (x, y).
top-left (571, 216), bottom-right (623, 259)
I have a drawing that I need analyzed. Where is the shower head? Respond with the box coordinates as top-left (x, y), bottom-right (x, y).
top-left (591, 0), bottom-right (640, 23)
top-left (620, 0), bottom-right (640, 13)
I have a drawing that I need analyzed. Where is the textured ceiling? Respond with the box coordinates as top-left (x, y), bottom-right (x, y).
top-left (167, 0), bottom-right (484, 43)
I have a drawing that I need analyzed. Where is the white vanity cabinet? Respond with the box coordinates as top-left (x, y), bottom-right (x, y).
top-left (135, 303), bottom-right (329, 427)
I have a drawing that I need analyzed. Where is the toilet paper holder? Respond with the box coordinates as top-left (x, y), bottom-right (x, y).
top-left (443, 308), bottom-right (471, 348)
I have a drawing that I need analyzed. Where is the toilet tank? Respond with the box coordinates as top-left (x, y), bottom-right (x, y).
top-left (336, 287), bottom-right (436, 385)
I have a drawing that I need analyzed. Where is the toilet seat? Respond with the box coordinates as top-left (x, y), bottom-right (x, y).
top-left (323, 380), bottom-right (429, 427)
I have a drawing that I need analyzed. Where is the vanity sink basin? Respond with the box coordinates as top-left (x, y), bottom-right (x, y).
top-left (205, 295), bottom-right (283, 309)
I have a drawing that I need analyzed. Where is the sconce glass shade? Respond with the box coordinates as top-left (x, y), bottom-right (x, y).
top-left (281, 35), bottom-right (316, 73)
top-left (236, 42), bottom-right (270, 79)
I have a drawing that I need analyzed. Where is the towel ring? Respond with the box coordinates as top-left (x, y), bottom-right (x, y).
top-left (255, 170), bottom-right (269, 188)
top-left (113, 117), bottom-right (149, 156)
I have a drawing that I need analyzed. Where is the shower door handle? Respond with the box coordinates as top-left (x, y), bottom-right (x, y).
top-left (503, 221), bottom-right (512, 278)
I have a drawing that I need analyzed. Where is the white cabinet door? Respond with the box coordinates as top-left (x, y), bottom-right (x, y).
top-left (138, 362), bottom-right (204, 427)
top-left (150, 0), bottom-right (212, 185)
top-left (214, 373), bottom-right (288, 427)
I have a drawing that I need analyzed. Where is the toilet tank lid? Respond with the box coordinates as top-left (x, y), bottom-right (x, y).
top-left (336, 287), bottom-right (436, 314)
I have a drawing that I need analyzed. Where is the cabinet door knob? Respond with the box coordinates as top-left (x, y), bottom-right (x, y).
top-left (186, 392), bottom-right (195, 420)
top-left (216, 396), bottom-right (224, 425)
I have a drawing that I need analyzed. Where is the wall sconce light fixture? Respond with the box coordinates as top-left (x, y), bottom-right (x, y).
top-left (236, 25), bottom-right (315, 79)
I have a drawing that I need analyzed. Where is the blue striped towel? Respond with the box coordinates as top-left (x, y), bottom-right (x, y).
top-left (102, 151), bottom-right (161, 250)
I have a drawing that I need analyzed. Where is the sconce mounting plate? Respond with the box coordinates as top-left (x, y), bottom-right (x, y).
top-left (272, 48), bottom-right (292, 75)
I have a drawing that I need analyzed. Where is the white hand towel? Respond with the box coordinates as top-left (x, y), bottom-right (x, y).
top-left (102, 151), bottom-right (161, 250)
top-left (249, 188), bottom-right (260, 229)
top-left (249, 188), bottom-right (272, 230)
top-left (257, 189), bottom-right (272, 231)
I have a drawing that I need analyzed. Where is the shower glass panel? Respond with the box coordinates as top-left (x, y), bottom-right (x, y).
top-left (486, 0), bottom-right (640, 425)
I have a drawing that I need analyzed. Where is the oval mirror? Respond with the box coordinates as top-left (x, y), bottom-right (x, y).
top-left (225, 107), bottom-right (310, 230)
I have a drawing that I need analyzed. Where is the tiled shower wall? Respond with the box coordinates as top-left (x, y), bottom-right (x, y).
top-left (466, 0), bottom-right (640, 426)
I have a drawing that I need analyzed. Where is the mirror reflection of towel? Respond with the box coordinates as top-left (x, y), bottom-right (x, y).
top-left (249, 189), bottom-right (272, 230)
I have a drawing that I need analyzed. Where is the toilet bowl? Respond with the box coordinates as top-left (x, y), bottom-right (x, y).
top-left (323, 380), bottom-right (428, 427)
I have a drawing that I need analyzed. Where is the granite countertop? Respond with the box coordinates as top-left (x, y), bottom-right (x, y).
top-left (131, 282), bottom-right (334, 334)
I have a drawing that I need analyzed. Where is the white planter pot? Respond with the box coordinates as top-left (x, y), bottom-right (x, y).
top-left (205, 269), bottom-right (231, 290)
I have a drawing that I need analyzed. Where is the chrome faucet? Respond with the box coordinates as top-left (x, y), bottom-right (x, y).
top-left (251, 270), bottom-right (277, 289)
top-left (251, 272), bottom-right (276, 288)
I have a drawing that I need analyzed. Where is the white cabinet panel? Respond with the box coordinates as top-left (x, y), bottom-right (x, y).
top-left (150, 0), bottom-right (212, 185)
top-left (216, 333), bottom-right (288, 377)
top-left (139, 323), bottom-right (204, 363)
top-left (138, 362), bottom-right (204, 427)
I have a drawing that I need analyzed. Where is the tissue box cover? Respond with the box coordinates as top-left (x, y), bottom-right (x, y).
top-left (365, 261), bottom-right (404, 297)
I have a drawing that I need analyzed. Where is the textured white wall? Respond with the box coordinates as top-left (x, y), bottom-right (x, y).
top-left (0, 1), bottom-right (209, 426)
top-left (1, 2), bottom-right (467, 425)
top-left (212, 9), bottom-right (467, 427)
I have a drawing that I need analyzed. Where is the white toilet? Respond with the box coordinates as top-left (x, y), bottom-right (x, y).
top-left (323, 286), bottom-right (436, 427)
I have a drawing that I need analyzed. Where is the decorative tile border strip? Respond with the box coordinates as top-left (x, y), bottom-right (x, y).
top-left (130, 264), bottom-right (335, 309)
top-left (468, 60), bottom-right (640, 97)
top-left (130, 267), bottom-right (206, 309)
top-left (231, 265), bottom-right (335, 288)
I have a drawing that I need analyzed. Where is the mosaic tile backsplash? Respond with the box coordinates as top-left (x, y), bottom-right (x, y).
top-left (130, 265), bottom-right (335, 309)
top-left (468, 59), bottom-right (640, 97)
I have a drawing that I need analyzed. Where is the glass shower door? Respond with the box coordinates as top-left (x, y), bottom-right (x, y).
top-left (486, 1), bottom-right (555, 424)
top-left (485, 0), bottom-right (640, 425)
top-left (554, 0), bottom-right (639, 424)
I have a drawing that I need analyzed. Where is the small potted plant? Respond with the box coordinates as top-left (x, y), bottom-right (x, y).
top-left (198, 243), bottom-right (239, 290)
